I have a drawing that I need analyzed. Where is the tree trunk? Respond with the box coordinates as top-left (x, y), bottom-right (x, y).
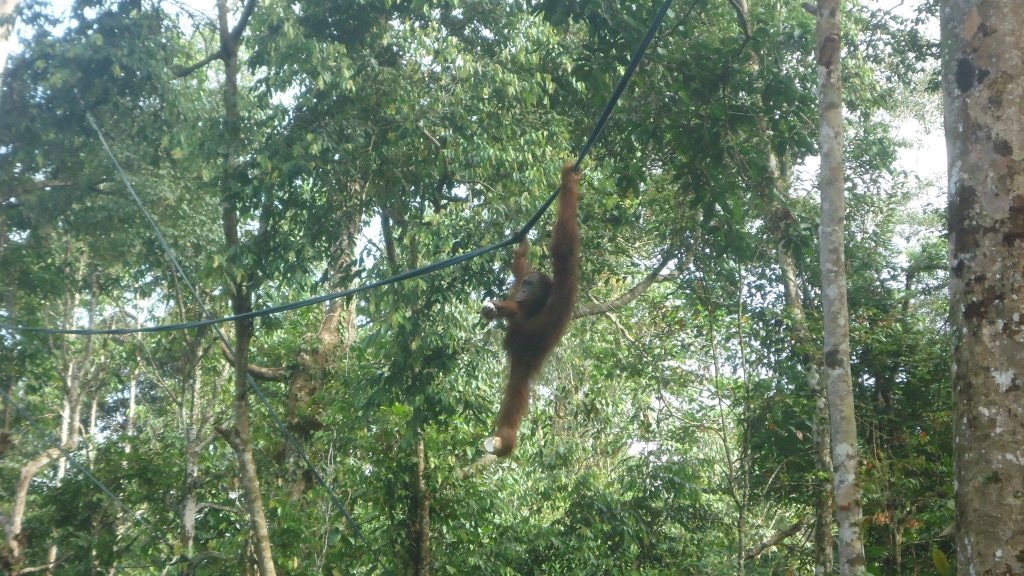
top-left (782, 223), bottom-right (836, 576)
top-left (762, 148), bottom-right (835, 576)
top-left (125, 369), bottom-right (137, 452)
top-left (216, 0), bottom-right (275, 572)
top-left (3, 369), bottom-right (86, 570)
top-left (941, 1), bottom-right (1024, 573)
top-left (406, 427), bottom-right (431, 576)
top-left (218, 317), bottom-right (276, 576)
top-left (815, 1), bottom-right (865, 574)
top-left (3, 263), bottom-right (94, 571)
top-left (284, 210), bottom-right (361, 498)
top-left (180, 332), bottom-right (213, 562)
top-left (811, 396), bottom-right (834, 576)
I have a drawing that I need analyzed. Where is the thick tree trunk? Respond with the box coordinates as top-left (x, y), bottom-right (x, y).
top-left (815, 1), bottom-right (865, 575)
top-left (941, 1), bottom-right (1024, 574)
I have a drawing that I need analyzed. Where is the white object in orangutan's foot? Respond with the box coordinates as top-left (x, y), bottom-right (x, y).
top-left (483, 436), bottom-right (502, 454)
top-left (481, 301), bottom-right (497, 319)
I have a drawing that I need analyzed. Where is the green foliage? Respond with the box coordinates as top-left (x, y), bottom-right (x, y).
top-left (0, 0), bottom-right (951, 573)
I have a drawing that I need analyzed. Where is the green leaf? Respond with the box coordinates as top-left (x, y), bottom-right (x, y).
top-left (932, 548), bottom-right (952, 576)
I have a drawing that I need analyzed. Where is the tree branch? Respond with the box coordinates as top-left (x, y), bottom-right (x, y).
top-left (15, 557), bottom-right (69, 575)
top-left (196, 501), bottom-right (244, 515)
top-left (457, 453), bottom-right (497, 479)
top-left (173, 50), bottom-right (223, 78)
top-left (743, 517), bottom-right (809, 561)
top-left (229, 0), bottom-right (258, 44)
top-left (573, 248), bottom-right (678, 319)
top-left (729, 0), bottom-right (751, 40)
top-left (380, 212), bottom-right (400, 273)
top-left (219, 341), bottom-right (287, 381)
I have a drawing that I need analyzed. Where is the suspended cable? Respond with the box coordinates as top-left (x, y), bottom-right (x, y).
top-left (1, 236), bottom-right (516, 336)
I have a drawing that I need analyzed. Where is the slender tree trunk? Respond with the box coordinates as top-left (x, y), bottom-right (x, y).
top-left (216, 0), bottom-right (275, 572)
top-left (220, 319), bottom-right (276, 576)
top-left (941, 1), bottom-right (1024, 573)
top-left (762, 149), bottom-right (835, 576)
top-left (3, 265), bottom-right (94, 571)
top-left (815, 1), bottom-right (865, 574)
top-left (4, 372), bottom-right (86, 569)
top-left (406, 427), bottom-right (431, 576)
top-left (126, 369), bottom-right (137, 451)
top-left (6, 448), bottom-right (62, 566)
top-left (46, 390), bottom-right (75, 574)
top-left (736, 272), bottom-right (752, 576)
top-left (182, 429), bottom-right (200, 559)
top-left (181, 335), bottom-right (212, 562)
top-left (781, 225), bottom-right (836, 576)
top-left (700, 286), bottom-right (749, 575)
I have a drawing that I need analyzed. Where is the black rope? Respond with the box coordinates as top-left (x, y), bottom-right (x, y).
top-left (0, 0), bottom-right (700, 338)
top-left (2, 388), bottom-right (177, 557)
top-left (1, 235), bottom-right (516, 336)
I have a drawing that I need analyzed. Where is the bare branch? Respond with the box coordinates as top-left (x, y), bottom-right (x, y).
top-left (15, 557), bottom-right (69, 575)
top-left (229, 0), bottom-right (258, 43)
top-left (173, 50), bottom-right (223, 78)
top-left (744, 517), bottom-right (809, 561)
top-left (380, 212), bottom-right (400, 272)
top-left (573, 248), bottom-right (678, 319)
top-left (218, 340), bottom-right (287, 381)
top-left (457, 453), bottom-right (497, 479)
top-left (729, 0), bottom-right (751, 39)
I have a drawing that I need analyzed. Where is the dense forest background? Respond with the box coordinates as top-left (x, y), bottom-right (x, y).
top-left (0, 0), bottom-right (951, 573)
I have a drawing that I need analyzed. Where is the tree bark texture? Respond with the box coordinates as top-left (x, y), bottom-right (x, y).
top-left (815, 1), bottom-right (866, 574)
top-left (941, 1), bottom-right (1024, 574)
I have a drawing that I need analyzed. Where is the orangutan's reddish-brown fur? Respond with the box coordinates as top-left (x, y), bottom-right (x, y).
top-left (481, 163), bottom-right (580, 456)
